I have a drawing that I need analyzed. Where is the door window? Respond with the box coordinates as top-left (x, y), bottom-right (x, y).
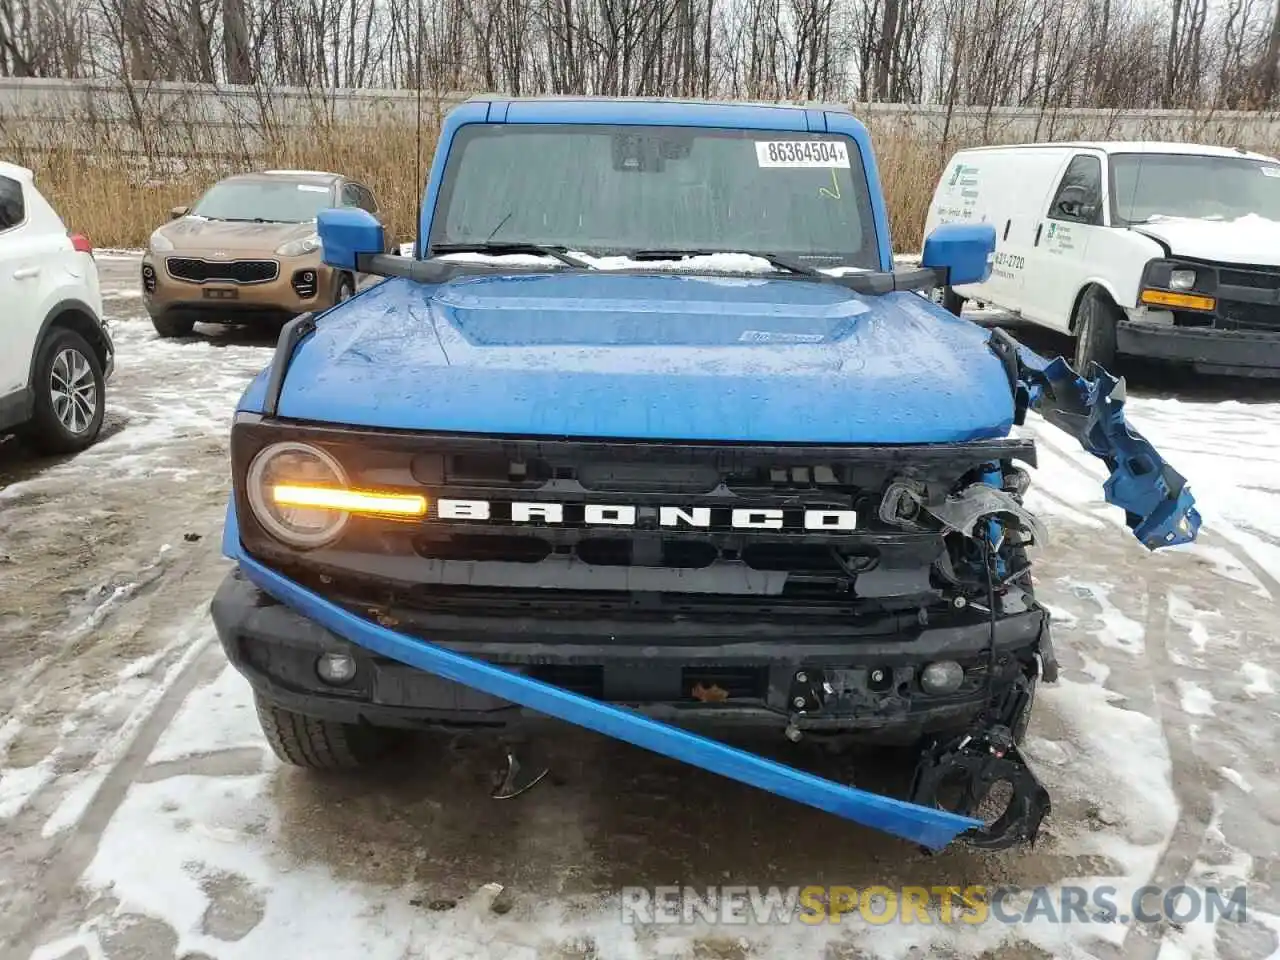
top-left (0, 176), bottom-right (25, 232)
top-left (1048, 155), bottom-right (1103, 225)
top-left (354, 184), bottom-right (378, 213)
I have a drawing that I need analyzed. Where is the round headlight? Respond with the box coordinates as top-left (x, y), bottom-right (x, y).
top-left (247, 442), bottom-right (349, 547)
top-left (1169, 268), bottom-right (1197, 291)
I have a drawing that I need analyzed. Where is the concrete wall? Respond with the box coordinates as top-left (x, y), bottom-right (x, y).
top-left (4, 76), bottom-right (1280, 156)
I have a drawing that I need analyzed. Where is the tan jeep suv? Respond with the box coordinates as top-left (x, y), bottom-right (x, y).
top-left (142, 170), bottom-right (392, 337)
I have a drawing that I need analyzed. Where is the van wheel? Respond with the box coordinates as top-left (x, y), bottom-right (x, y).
top-left (25, 329), bottom-right (106, 454)
top-left (1073, 287), bottom-right (1120, 372)
top-left (941, 287), bottom-right (966, 316)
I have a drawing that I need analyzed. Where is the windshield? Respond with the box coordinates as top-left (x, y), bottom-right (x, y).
top-left (192, 180), bottom-right (335, 223)
top-left (1111, 153), bottom-right (1280, 224)
top-left (429, 124), bottom-right (879, 270)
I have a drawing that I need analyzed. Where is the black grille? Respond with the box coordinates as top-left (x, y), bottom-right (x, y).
top-left (1219, 300), bottom-right (1280, 332)
top-left (1219, 265), bottom-right (1280, 290)
top-left (234, 420), bottom-right (1038, 615)
top-left (166, 257), bottom-right (278, 284)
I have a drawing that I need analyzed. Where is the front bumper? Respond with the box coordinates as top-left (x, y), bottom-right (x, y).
top-left (142, 253), bottom-right (339, 321)
top-left (218, 554), bottom-right (1003, 850)
top-left (1117, 320), bottom-right (1280, 377)
top-left (213, 564), bottom-right (1049, 742)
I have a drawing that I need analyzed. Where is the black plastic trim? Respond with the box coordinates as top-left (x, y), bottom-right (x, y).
top-left (232, 413), bottom-right (1038, 466)
top-left (0, 385), bottom-right (34, 433)
top-left (26, 298), bottom-right (110, 390)
top-left (261, 311), bottom-right (317, 417)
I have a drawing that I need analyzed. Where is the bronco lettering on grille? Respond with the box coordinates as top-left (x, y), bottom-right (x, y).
top-left (436, 499), bottom-right (858, 531)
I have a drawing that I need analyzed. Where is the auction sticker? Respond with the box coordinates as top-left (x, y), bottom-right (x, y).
top-left (756, 140), bottom-right (850, 168)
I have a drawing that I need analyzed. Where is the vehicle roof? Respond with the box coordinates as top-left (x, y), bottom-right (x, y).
top-left (0, 159), bottom-right (34, 181)
top-left (221, 170), bottom-right (343, 186)
top-left (958, 140), bottom-right (1278, 162)
top-left (461, 95), bottom-right (852, 126)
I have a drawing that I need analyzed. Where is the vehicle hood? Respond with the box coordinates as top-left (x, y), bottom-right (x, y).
top-left (262, 272), bottom-right (1015, 444)
top-left (153, 216), bottom-right (313, 254)
top-left (1131, 213), bottom-right (1280, 266)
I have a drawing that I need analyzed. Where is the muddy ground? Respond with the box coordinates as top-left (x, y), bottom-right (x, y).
top-left (1, 257), bottom-right (1279, 959)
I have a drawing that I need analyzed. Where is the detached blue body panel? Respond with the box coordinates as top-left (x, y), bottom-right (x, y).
top-left (266, 273), bottom-right (1016, 443)
top-left (221, 502), bottom-right (983, 850)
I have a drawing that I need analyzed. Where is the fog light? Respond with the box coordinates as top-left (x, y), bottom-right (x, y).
top-left (920, 660), bottom-right (964, 695)
top-left (316, 652), bottom-right (357, 685)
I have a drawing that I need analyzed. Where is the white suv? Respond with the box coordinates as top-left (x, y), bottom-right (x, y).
top-left (0, 161), bottom-right (114, 453)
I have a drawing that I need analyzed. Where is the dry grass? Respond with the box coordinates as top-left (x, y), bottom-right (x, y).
top-left (4, 107), bottom-right (959, 252)
top-left (6, 119), bottom-right (435, 250)
top-left (866, 129), bottom-right (955, 252)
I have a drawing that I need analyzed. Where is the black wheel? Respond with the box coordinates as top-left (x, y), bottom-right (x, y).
top-left (334, 274), bottom-right (355, 305)
top-left (25, 329), bottom-right (105, 454)
top-left (1072, 287), bottom-right (1119, 372)
top-left (151, 312), bottom-right (195, 338)
top-left (254, 696), bottom-right (396, 769)
top-left (941, 287), bottom-right (966, 316)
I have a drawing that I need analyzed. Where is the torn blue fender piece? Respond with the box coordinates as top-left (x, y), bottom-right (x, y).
top-left (987, 329), bottom-right (1202, 550)
top-left (235, 552), bottom-right (984, 850)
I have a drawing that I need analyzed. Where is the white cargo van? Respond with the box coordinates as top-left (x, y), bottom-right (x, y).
top-left (923, 141), bottom-right (1280, 377)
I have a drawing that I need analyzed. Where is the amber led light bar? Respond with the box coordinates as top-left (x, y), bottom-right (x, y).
top-left (271, 484), bottom-right (428, 517)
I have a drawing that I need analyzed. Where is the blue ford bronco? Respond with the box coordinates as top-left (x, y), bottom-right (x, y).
top-left (212, 97), bottom-right (1200, 851)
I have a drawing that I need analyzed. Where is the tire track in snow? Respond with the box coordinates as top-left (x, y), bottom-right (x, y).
top-left (1029, 414), bottom-right (1280, 959)
top-left (1116, 579), bottom-right (1216, 960)
top-left (6, 631), bottom-right (223, 960)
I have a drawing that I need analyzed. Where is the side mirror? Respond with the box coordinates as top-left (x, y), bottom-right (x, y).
top-left (170, 205), bottom-right (189, 219)
top-left (921, 222), bottom-right (996, 287)
top-left (318, 207), bottom-right (385, 270)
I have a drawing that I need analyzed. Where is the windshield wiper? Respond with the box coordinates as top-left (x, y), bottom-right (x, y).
top-left (430, 242), bottom-right (595, 270)
top-left (627, 248), bottom-right (825, 277)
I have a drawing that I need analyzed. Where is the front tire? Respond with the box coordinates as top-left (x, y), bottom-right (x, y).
top-left (26, 329), bottom-right (106, 454)
top-left (941, 286), bottom-right (966, 316)
top-left (1072, 287), bottom-right (1120, 372)
top-left (151, 312), bottom-right (195, 338)
top-left (333, 274), bottom-right (355, 305)
top-left (255, 696), bottom-right (396, 769)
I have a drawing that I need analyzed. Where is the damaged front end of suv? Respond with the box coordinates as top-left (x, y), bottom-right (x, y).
top-left (212, 98), bottom-right (1200, 854)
